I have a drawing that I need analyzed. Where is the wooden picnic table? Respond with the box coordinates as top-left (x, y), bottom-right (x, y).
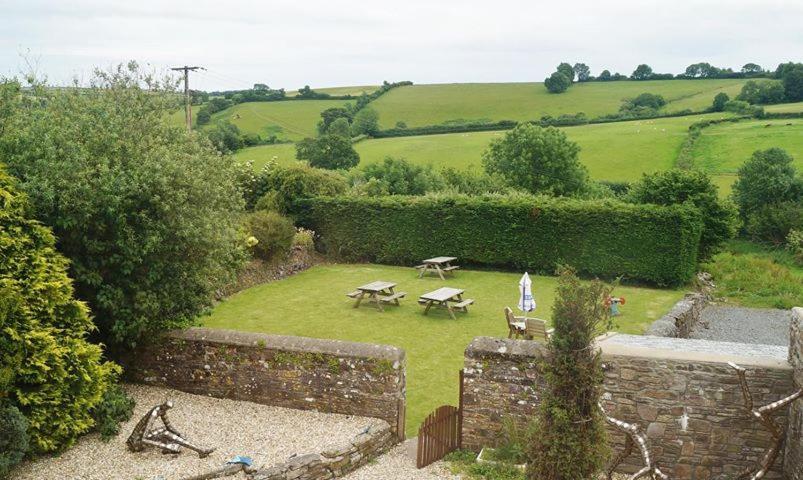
top-left (347, 281), bottom-right (406, 312)
top-left (416, 256), bottom-right (459, 280)
top-left (418, 287), bottom-right (474, 319)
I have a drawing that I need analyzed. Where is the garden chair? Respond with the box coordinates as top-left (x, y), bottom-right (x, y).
top-left (524, 317), bottom-right (554, 343)
top-left (504, 307), bottom-right (526, 339)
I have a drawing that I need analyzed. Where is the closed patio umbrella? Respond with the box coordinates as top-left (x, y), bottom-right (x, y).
top-left (518, 272), bottom-right (536, 318)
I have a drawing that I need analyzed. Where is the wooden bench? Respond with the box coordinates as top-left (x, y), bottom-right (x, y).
top-left (414, 264), bottom-right (427, 270)
top-left (442, 265), bottom-right (460, 272)
top-left (418, 298), bottom-right (429, 305)
top-left (452, 299), bottom-right (474, 309)
top-left (380, 292), bottom-right (407, 303)
top-left (346, 290), bottom-right (362, 298)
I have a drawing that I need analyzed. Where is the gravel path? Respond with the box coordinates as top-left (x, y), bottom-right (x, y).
top-left (691, 305), bottom-right (791, 346)
top-left (343, 442), bottom-right (460, 480)
top-left (11, 384), bottom-right (373, 480)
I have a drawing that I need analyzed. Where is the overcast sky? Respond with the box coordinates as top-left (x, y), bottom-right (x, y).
top-left (1, 0), bottom-right (801, 91)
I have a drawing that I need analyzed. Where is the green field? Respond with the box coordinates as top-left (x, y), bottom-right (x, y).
top-left (234, 113), bottom-right (732, 183)
top-left (207, 99), bottom-right (349, 141)
top-left (692, 118), bottom-right (803, 195)
top-left (203, 264), bottom-right (683, 436)
top-left (370, 79), bottom-right (751, 128)
top-left (764, 102), bottom-right (803, 113)
top-left (290, 85), bottom-right (378, 97)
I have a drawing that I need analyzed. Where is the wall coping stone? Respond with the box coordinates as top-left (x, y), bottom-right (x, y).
top-left (599, 333), bottom-right (791, 369)
top-left (166, 327), bottom-right (405, 363)
top-left (465, 336), bottom-right (548, 359)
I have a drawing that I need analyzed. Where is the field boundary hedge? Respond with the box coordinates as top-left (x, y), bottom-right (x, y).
top-left (295, 195), bottom-right (703, 286)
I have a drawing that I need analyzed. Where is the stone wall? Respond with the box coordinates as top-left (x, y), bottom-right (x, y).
top-left (786, 307), bottom-right (803, 479)
top-left (462, 334), bottom-right (795, 479)
top-left (645, 292), bottom-right (708, 338)
top-left (124, 328), bottom-right (406, 440)
top-left (251, 420), bottom-right (394, 480)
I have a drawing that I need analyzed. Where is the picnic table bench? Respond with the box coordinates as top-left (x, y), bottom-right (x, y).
top-left (418, 287), bottom-right (474, 319)
top-left (347, 281), bottom-right (406, 312)
top-left (416, 257), bottom-right (460, 280)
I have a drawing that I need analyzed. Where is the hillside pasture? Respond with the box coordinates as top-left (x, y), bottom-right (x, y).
top-left (289, 85), bottom-right (378, 97)
top-left (370, 79), bottom-right (751, 128)
top-left (208, 99), bottom-right (349, 141)
top-left (692, 118), bottom-right (803, 195)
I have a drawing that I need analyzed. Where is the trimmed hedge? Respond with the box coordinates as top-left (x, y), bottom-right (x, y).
top-left (295, 195), bottom-right (703, 285)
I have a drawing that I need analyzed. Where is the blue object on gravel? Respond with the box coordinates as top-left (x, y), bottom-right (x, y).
top-left (226, 456), bottom-right (253, 466)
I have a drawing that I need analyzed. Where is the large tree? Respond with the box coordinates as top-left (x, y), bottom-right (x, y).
top-left (631, 63), bottom-right (653, 80)
top-left (351, 106), bottom-right (380, 136)
top-left (482, 123), bottom-right (587, 196)
top-left (572, 63), bottom-right (591, 82)
top-left (556, 62), bottom-right (575, 83)
top-left (733, 148), bottom-right (802, 217)
top-left (0, 63), bottom-right (246, 348)
top-left (782, 65), bottom-right (803, 102)
top-left (544, 71), bottom-right (571, 93)
top-left (296, 134), bottom-right (360, 170)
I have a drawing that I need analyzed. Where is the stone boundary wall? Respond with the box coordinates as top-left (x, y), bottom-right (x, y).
top-left (645, 292), bottom-right (708, 338)
top-left (462, 335), bottom-right (794, 480)
top-left (123, 328), bottom-right (406, 440)
top-left (251, 420), bottom-right (394, 480)
top-left (786, 307), bottom-right (803, 479)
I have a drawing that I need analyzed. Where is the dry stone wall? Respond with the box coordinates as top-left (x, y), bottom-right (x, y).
top-left (124, 328), bottom-right (406, 440)
top-left (462, 334), bottom-right (795, 480)
top-left (786, 307), bottom-right (803, 479)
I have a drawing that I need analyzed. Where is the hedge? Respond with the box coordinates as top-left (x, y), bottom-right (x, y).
top-left (295, 195), bottom-right (703, 285)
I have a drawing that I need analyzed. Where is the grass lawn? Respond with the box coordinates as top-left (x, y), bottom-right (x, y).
top-left (371, 79), bottom-right (751, 128)
top-left (202, 264), bottom-right (684, 436)
top-left (691, 118), bottom-right (803, 196)
top-left (763, 102), bottom-right (803, 113)
top-left (234, 112), bottom-right (732, 184)
top-left (208, 99), bottom-right (350, 141)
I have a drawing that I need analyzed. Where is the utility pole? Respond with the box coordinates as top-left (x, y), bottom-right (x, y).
top-left (171, 66), bottom-right (202, 132)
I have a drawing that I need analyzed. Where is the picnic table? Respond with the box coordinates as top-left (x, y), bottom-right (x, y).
top-left (346, 281), bottom-right (406, 311)
top-left (418, 287), bottom-right (474, 319)
top-left (416, 256), bottom-right (459, 280)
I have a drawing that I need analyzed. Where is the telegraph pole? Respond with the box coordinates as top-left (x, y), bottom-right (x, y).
top-left (171, 66), bottom-right (202, 132)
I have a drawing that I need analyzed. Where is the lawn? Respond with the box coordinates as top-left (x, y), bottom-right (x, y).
top-left (370, 79), bottom-right (751, 128)
top-left (691, 118), bottom-right (803, 195)
top-left (234, 112), bottom-right (732, 183)
top-left (208, 99), bottom-right (350, 141)
top-left (202, 264), bottom-right (684, 436)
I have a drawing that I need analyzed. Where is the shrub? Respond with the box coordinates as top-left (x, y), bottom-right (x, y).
top-left (441, 167), bottom-right (511, 195)
top-left (351, 107), bottom-right (380, 136)
top-left (787, 230), bottom-right (803, 265)
top-left (91, 384), bottom-right (135, 441)
top-left (0, 403), bottom-right (28, 477)
top-left (621, 93), bottom-right (666, 111)
top-left (483, 124), bottom-right (587, 197)
top-left (267, 165), bottom-right (348, 214)
top-left (295, 135), bottom-right (360, 170)
top-left (0, 65), bottom-right (247, 348)
top-left (544, 72), bottom-right (570, 93)
top-left (245, 210), bottom-right (296, 261)
top-left (628, 169), bottom-right (737, 259)
top-left (745, 200), bottom-right (803, 244)
top-left (326, 117), bottom-right (351, 137)
top-left (293, 227), bottom-right (316, 251)
top-left (205, 119), bottom-right (244, 153)
top-left (359, 157), bottom-right (444, 195)
top-left (296, 194), bottom-right (703, 285)
top-left (733, 148), bottom-right (802, 218)
top-left (723, 99), bottom-right (763, 115)
top-left (0, 168), bottom-right (119, 453)
top-left (712, 92), bottom-right (729, 111)
top-left (703, 252), bottom-right (803, 309)
top-left (737, 80), bottom-right (786, 104)
top-left (528, 268), bottom-right (611, 479)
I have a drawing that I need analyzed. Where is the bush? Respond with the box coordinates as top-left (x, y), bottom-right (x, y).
top-left (351, 107), bottom-right (380, 136)
top-left (0, 168), bottom-right (119, 453)
top-left (0, 65), bottom-right (247, 348)
top-left (482, 124), bottom-right (588, 197)
top-left (544, 72), bottom-right (570, 93)
top-left (628, 169), bottom-right (737, 259)
top-left (528, 268), bottom-right (611, 479)
top-left (723, 99), bottom-right (763, 115)
top-left (267, 165), bottom-right (348, 214)
top-left (296, 194), bottom-right (703, 285)
top-left (745, 200), bottom-right (803, 244)
top-left (621, 93), bottom-right (666, 111)
top-left (326, 117), bottom-right (351, 137)
top-left (787, 230), bottom-right (803, 265)
top-left (295, 135), bottom-right (360, 170)
top-left (359, 157), bottom-right (444, 195)
top-left (733, 148), bottom-right (802, 218)
top-left (0, 404), bottom-right (28, 477)
top-left (91, 384), bottom-right (135, 441)
top-left (441, 167), bottom-right (511, 195)
top-left (293, 227), bottom-right (316, 252)
top-left (703, 252), bottom-right (803, 309)
top-left (737, 80), bottom-right (786, 104)
top-left (712, 92), bottom-right (729, 111)
top-left (245, 210), bottom-right (296, 261)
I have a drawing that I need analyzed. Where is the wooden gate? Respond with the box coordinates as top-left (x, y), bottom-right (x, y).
top-left (416, 370), bottom-right (464, 468)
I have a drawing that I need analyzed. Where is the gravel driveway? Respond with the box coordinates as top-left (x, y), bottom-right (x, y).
top-left (343, 441), bottom-right (460, 480)
top-left (691, 305), bottom-right (791, 346)
top-left (11, 384), bottom-right (373, 480)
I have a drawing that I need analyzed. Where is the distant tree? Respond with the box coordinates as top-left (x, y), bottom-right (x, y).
top-left (296, 134), bottom-right (360, 170)
top-left (544, 72), bottom-right (571, 93)
top-left (712, 92), bottom-right (729, 112)
top-left (195, 108), bottom-right (212, 125)
top-left (629, 169), bottom-right (737, 259)
top-left (205, 120), bottom-right (244, 153)
top-left (572, 63), bottom-right (591, 82)
top-left (327, 117), bottom-right (351, 137)
top-left (631, 64), bottom-right (653, 80)
top-left (733, 148), bottom-right (802, 218)
top-left (527, 268), bottom-right (611, 480)
top-left (597, 69), bottom-right (612, 81)
top-left (622, 92), bottom-right (666, 110)
top-left (774, 62), bottom-right (803, 79)
top-left (351, 107), bottom-right (380, 136)
top-left (782, 65), bottom-right (803, 102)
top-left (737, 80), bottom-right (786, 104)
top-left (318, 107), bottom-right (353, 135)
top-left (741, 63), bottom-right (763, 75)
top-left (557, 63), bottom-right (575, 83)
top-left (359, 157), bottom-right (444, 195)
top-left (482, 123), bottom-right (587, 196)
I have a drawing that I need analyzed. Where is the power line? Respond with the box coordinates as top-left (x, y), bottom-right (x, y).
top-left (170, 65), bottom-right (204, 131)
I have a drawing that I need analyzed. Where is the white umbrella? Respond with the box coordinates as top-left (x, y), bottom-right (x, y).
top-left (518, 272), bottom-right (536, 318)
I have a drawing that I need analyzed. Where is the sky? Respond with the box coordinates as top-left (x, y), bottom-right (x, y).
top-left (1, 0), bottom-right (801, 91)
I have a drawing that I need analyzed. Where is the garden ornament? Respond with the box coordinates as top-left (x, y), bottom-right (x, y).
top-left (126, 400), bottom-right (215, 458)
top-left (728, 362), bottom-right (803, 480)
top-left (599, 402), bottom-right (668, 480)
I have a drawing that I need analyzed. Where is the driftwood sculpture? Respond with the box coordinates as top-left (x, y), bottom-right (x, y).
top-left (728, 362), bottom-right (803, 480)
top-left (126, 400), bottom-right (215, 458)
top-left (599, 402), bottom-right (668, 480)
top-left (179, 456), bottom-right (256, 480)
